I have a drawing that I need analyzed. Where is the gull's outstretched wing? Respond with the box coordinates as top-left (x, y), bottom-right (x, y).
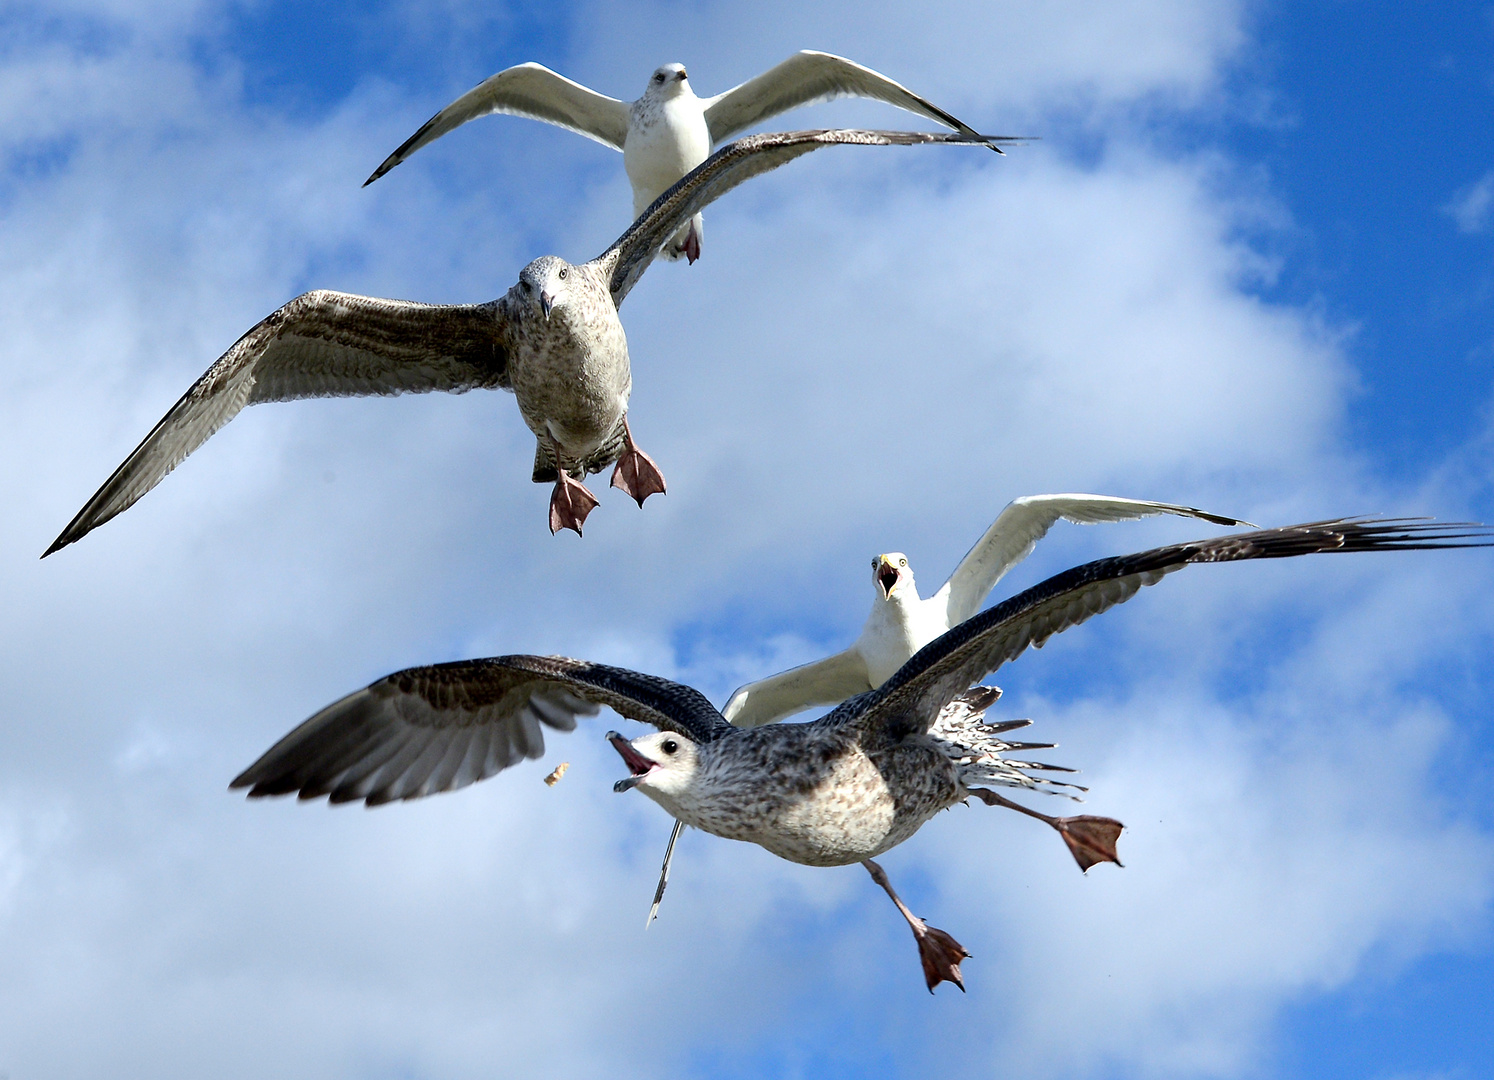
top-left (857, 519), bottom-right (1493, 736)
top-left (722, 647), bottom-right (872, 728)
top-left (231, 655), bottom-right (734, 807)
top-left (936, 494), bottom-right (1250, 626)
top-left (599, 128), bottom-right (1010, 308)
top-left (702, 51), bottom-right (995, 147)
top-left (46, 290), bottom-right (509, 556)
top-left (365, 63), bottom-right (630, 185)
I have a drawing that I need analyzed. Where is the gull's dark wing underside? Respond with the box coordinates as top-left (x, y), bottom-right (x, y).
top-left (856, 518), bottom-right (1493, 735)
top-left (231, 655), bottom-right (733, 807)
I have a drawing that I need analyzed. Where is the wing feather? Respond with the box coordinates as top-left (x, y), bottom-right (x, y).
top-left (231, 655), bottom-right (732, 807)
top-left (936, 494), bottom-right (1248, 626)
top-left (721, 647), bottom-right (872, 728)
top-left (600, 128), bottom-right (1011, 307)
top-left (703, 51), bottom-right (992, 145)
top-left (365, 63), bottom-right (629, 185)
top-left (46, 290), bottom-right (509, 556)
top-left (860, 519), bottom-right (1493, 735)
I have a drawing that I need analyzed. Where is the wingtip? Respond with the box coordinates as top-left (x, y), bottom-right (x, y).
top-left (40, 533), bottom-right (71, 559)
top-left (363, 158), bottom-right (397, 187)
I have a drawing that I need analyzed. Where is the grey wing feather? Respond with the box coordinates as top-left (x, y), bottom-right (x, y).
top-left (230, 655), bottom-right (734, 807)
top-left (600, 128), bottom-right (1008, 307)
top-left (861, 519), bottom-right (1493, 736)
top-left (45, 290), bottom-right (509, 556)
top-left (937, 494), bottom-right (1250, 626)
top-left (702, 51), bottom-right (991, 146)
top-left (722, 647), bottom-right (872, 728)
top-left (365, 63), bottom-right (630, 185)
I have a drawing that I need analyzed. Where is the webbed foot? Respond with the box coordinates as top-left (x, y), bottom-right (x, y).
top-left (549, 471), bottom-right (600, 536)
top-left (609, 418), bottom-right (667, 508)
top-left (969, 787), bottom-right (1124, 872)
top-left (863, 858), bottom-right (970, 993)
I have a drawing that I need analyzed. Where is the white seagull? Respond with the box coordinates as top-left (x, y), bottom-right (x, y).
top-left (364, 51), bottom-right (1015, 262)
top-left (726, 494), bottom-right (1250, 727)
top-left (44, 128), bottom-right (1001, 555)
top-left (230, 518), bottom-right (1490, 991)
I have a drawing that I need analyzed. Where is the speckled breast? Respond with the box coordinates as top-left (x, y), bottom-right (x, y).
top-left (508, 294), bottom-right (631, 459)
top-left (681, 727), bottom-right (962, 868)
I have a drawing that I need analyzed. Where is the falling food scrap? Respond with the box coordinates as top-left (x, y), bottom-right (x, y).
top-left (544, 762), bottom-right (570, 787)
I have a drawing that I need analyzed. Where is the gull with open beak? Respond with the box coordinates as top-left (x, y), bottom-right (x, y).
top-left (44, 127), bottom-right (1005, 553)
top-left (645, 494), bottom-right (1249, 920)
top-left (229, 518), bottom-right (1489, 991)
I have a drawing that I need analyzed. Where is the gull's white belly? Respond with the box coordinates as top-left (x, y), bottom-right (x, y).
top-left (624, 99), bottom-right (711, 215)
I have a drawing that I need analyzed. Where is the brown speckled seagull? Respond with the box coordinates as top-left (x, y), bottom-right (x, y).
top-left (44, 128), bottom-right (1004, 554)
top-left (230, 519), bottom-right (1491, 991)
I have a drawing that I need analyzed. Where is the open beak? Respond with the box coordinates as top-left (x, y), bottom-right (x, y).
top-left (876, 559), bottom-right (900, 600)
top-left (608, 731), bottom-right (657, 792)
top-left (540, 291), bottom-right (555, 319)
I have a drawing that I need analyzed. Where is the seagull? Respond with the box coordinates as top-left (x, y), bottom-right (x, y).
top-left (365, 51), bottom-right (1013, 263)
top-left (230, 518), bottom-right (1490, 991)
top-left (640, 495), bottom-right (1250, 920)
top-left (43, 128), bottom-right (1002, 556)
top-left (726, 494), bottom-right (1250, 727)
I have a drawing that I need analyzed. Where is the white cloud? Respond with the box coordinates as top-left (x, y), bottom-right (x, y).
top-left (1444, 170), bottom-right (1494, 234)
top-left (0, 2), bottom-right (1490, 1078)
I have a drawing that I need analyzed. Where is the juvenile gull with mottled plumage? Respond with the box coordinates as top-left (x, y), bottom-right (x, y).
top-left (231, 518), bottom-right (1490, 991)
top-left (44, 128), bottom-right (1002, 554)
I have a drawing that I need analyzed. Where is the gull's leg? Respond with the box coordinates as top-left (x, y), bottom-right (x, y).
top-left (609, 417), bottom-right (667, 508)
top-left (862, 858), bottom-right (969, 993)
top-left (645, 819), bottom-right (685, 928)
top-left (969, 787), bottom-right (1124, 872)
top-left (548, 437), bottom-right (599, 536)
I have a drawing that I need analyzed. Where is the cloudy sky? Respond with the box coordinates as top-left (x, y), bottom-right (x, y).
top-left (2, 2), bottom-right (1493, 1077)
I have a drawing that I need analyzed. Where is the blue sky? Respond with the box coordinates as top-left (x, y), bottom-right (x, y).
top-left (1, 2), bottom-right (1492, 1078)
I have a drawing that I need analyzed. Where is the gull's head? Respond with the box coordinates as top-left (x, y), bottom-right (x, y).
top-left (608, 729), bottom-right (699, 802)
top-left (644, 63), bottom-right (691, 100)
top-left (517, 255), bottom-right (573, 320)
top-left (872, 553), bottom-right (915, 601)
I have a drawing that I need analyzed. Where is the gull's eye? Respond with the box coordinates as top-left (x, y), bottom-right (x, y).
top-left (899, 558), bottom-right (907, 568)
top-left (558, 267), bottom-right (568, 280)
top-left (661, 739), bottom-right (678, 755)
top-left (654, 73), bottom-right (666, 83)
top-left (872, 558), bottom-right (879, 569)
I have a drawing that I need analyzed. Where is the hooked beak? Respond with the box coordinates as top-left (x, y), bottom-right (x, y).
top-left (876, 558), bottom-right (900, 600)
top-left (676, 69), bottom-right (688, 81)
top-left (540, 291), bottom-right (555, 319)
top-left (608, 730), bottom-right (656, 792)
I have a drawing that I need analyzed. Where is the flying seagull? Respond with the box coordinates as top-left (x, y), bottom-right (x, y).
top-left (365, 51), bottom-right (1015, 262)
top-left (44, 128), bottom-right (1002, 556)
top-left (231, 518), bottom-right (1490, 991)
top-left (644, 493), bottom-right (1250, 921)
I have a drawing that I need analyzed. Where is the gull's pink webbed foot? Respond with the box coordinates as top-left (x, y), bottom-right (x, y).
top-left (680, 222), bottom-right (702, 264)
top-left (609, 417), bottom-right (667, 508)
top-left (863, 858), bottom-right (970, 993)
top-left (969, 787), bottom-right (1124, 872)
top-left (549, 470), bottom-right (600, 536)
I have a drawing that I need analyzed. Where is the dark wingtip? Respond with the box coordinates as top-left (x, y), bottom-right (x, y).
top-left (41, 529), bottom-right (75, 558)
